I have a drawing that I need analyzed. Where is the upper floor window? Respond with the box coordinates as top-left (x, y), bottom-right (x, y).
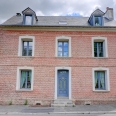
top-left (94, 16), bottom-right (102, 26)
top-left (25, 15), bottom-right (32, 25)
top-left (94, 42), bottom-right (103, 57)
top-left (22, 41), bottom-right (32, 56)
top-left (18, 36), bottom-right (35, 57)
top-left (55, 36), bottom-right (71, 57)
top-left (92, 37), bottom-right (108, 58)
top-left (58, 41), bottom-right (69, 57)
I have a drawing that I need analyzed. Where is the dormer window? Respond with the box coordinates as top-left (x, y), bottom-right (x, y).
top-left (94, 16), bottom-right (102, 26)
top-left (25, 15), bottom-right (32, 25)
top-left (88, 9), bottom-right (104, 26)
top-left (22, 7), bottom-right (38, 26)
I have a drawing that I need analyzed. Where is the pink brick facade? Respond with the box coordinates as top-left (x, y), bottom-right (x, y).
top-left (0, 28), bottom-right (116, 105)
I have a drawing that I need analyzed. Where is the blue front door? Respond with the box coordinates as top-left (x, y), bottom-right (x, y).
top-left (57, 70), bottom-right (69, 97)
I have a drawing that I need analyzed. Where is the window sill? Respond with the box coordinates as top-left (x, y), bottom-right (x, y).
top-left (56, 56), bottom-right (71, 58)
top-left (93, 90), bottom-right (110, 92)
top-left (18, 56), bottom-right (34, 58)
top-left (16, 89), bottom-right (33, 92)
top-left (93, 57), bottom-right (108, 59)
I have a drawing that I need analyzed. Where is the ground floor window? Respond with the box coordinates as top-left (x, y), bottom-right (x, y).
top-left (92, 68), bottom-right (110, 92)
top-left (95, 71), bottom-right (105, 90)
top-left (16, 67), bottom-right (34, 91)
top-left (20, 70), bottom-right (31, 89)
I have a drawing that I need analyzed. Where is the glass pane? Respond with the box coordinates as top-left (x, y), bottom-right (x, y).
top-left (58, 47), bottom-right (62, 52)
top-left (95, 16), bottom-right (102, 26)
top-left (25, 16), bottom-right (32, 25)
top-left (58, 42), bottom-right (63, 46)
top-left (64, 52), bottom-right (68, 57)
top-left (58, 52), bottom-right (62, 56)
top-left (24, 42), bottom-right (27, 46)
top-left (95, 71), bottom-right (99, 89)
top-left (64, 46), bottom-right (68, 52)
top-left (94, 42), bottom-right (97, 57)
top-left (20, 71), bottom-right (26, 88)
top-left (27, 71), bottom-right (31, 88)
top-left (100, 72), bottom-right (105, 89)
top-left (23, 47), bottom-right (27, 56)
top-left (98, 42), bottom-right (103, 57)
top-left (29, 42), bottom-right (32, 47)
top-left (64, 42), bottom-right (68, 47)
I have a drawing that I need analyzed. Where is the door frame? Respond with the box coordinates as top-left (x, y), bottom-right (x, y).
top-left (55, 67), bottom-right (71, 100)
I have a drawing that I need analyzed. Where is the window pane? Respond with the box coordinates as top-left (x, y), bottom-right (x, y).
top-left (29, 42), bottom-right (32, 47)
top-left (64, 42), bottom-right (68, 47)
top-left (58, 52), bottom-right (62, 56)
top-left (20, 71), bottom-right (26, 88)
top-left (58, 47), bottom-right (62, 51)
top-left (98, 42), bottom-right (103, 57)
top-left (24, 42), bottom-right (27, 46)
top-left (95, 71), bottom-right (99, 89)
top-left (58, 42), bottom-right (62, 46)
top-left (95, 16), bottom-right (102, 26)
top-left (27, 71), bottom-right (31, 88)
top-left (25, 16), bottom-right (32, 25)
top-left (100, 72), bottom-right (105, 89)
top-left (94, 42), bottom-right (97, 57)
top-left (28, 47), bottom-right (32, 56)
top-left (23, 48), bottom-right (27, 56)
top-left (64, 52), bottom-right (68, 57)
top-left (64, 46), bottom-right (68, 52)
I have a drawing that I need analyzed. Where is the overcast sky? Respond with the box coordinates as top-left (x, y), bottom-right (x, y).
top-left (0, 0), bottom-right (116, 24)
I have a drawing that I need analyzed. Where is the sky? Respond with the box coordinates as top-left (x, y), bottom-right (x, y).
top-left (0, 0), bottom-right (116, 24)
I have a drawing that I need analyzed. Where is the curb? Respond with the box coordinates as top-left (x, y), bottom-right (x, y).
top-left (0, 111), bottom-right (116, 115)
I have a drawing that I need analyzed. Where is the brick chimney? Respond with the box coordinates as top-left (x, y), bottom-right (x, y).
top-left (104, 7), bottom-right (114, 20)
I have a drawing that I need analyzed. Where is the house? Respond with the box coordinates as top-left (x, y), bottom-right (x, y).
top-left (0, 7), bottom-right (116, 106)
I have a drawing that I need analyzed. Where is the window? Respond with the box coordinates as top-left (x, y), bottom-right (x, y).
top-left (92, 37), bottom-right (108, 58)
top-left (94, 16), bottom-right (102, 26)
top-left (18, 36), bottom-right (35, 57)
top-left (92, 68), bottom-right (110, 92)
top-left (25, 15), bottom-right (32, 25)
top-left (95, 71), bottom-right (105, 90)
top-left (22, 41), bottom-right (32, 56)
top-left (56, 36), bottom-right (71, 57)
top-left (58, 41), bottom-right (69, 57)
top-left (94, 42), bottom-right (103, 57)
top-left (16, 67), bottom-right (34, 91)
top-left (20, 70), bottom-right (31, 89)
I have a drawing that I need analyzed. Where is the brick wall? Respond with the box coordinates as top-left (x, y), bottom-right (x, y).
top-left (0, 29), bottom-right (116, 105)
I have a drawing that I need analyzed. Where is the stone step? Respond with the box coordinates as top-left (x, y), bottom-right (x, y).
top-left (54, 99), bottom-right (73, 104)
top-left (51, 99), bottom-right (75, 107)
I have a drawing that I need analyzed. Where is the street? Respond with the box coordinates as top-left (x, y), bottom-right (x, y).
top-left (0, 113), bottom-right (116, 116)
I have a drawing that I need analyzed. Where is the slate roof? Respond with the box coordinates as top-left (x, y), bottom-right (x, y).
top-left (2, 15), bottom-right (116, 27)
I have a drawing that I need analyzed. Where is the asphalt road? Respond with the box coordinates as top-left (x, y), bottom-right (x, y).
top-left (0, 113), bottom-right (116, 116)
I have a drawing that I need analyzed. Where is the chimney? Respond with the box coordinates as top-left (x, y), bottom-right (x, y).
top-left (104, 7), bottom-right (114, 20)
top-left (16, 13), bottom-right (21, 16)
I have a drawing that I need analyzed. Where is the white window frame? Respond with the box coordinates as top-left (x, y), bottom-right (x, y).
top-left (92, 37), bottom-right (108, 58)
top-left (92, 67), bottom-right (110, 92)
top-left (18, 36), bottom-right (35, 57)
top-left (16, 67), bottom-right (34, 91)
top-left (55, 36), bottom-right (71, 57)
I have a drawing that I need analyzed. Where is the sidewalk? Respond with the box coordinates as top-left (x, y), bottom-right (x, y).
top-left (0, 104), bottom-right (116, 114)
